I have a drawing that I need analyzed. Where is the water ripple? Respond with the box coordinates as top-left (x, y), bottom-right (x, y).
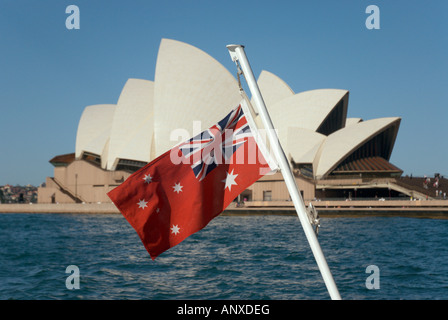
top-left (1, 214), bottom-right (447, 300)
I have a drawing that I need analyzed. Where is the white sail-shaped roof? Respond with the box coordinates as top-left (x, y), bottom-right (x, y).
top-left (286, 127), bottom-right (326, 164)
top-left (72, 39), bottom-right (401, 182)
top-left (75, 104), bottom-right (116, 161)
top-left (106, 79), bottom-right (154, 170)
top-left (256, 70), bottom-right (294, 108)
top-left (345, 118), bottom-right (363, 127)
top-left (313, 117), bottom-right (401, 179)
top-left (153, 38), bottom-right (242, 157)
top-left (268, 89), bottom-right (348, 147)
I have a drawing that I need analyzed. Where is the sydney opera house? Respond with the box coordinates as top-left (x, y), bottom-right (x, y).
top-left (38, 38), bottom-right (422, 205)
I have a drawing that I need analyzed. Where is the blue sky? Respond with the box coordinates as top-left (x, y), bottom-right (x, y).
top-left (0, 0), bottom-right (446, 186)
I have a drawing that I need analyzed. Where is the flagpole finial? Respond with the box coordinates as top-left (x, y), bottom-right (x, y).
top-left (226, 44), bottom-right (245, 50)
top-left (226, 44), bottom-right (244, 62)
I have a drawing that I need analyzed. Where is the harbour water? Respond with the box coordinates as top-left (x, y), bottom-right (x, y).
top-left (1, 213), bottom-right (447, 300)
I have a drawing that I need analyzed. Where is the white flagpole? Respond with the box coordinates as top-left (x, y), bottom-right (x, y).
top-left (227, 44), bottom-right (341, 300)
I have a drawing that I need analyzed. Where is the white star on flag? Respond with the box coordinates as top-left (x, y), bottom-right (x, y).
top-left (137, 199), bottom-right (148, 209)
top-left (173, 182), bottom-right (183, 193)
top-left (222, 169), bottom-right (238, 191)
top-left (143, 174), bottom-right (153, 184)
top-left (171, 224), bottom-right (180, 235)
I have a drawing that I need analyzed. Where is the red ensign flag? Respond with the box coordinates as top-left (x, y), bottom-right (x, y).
top-left (108, 101), bottom-right (276, 259)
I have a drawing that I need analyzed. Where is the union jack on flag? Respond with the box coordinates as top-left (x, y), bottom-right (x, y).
top-left (179, 105), bottom-right (253, 181)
